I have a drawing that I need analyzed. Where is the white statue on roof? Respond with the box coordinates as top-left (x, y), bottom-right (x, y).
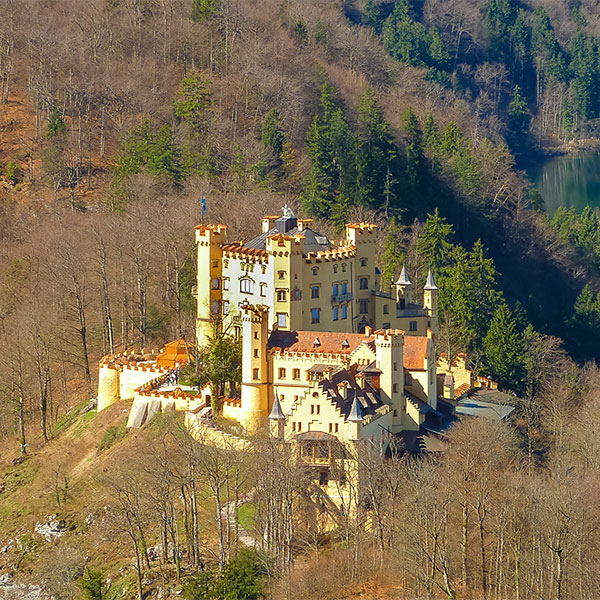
top-left (282, 204), bottom-right (295, 218)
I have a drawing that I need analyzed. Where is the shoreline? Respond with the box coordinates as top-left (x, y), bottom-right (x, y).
top-left (522, 137), bottom-right (600, 169)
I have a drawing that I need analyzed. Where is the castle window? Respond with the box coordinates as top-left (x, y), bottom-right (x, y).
top-left (310, 405), bottom-right (320, 415)
top-left (312, 267), bottom-right (319, 276)
top-left (405, 373), bottom-right (412, 385)
top-left (393, 362), bottom-right (397, 371)
top-left (240, 278), bottom-right (254, 294)
top-left (333, 264), bottom-right (338, 273)
top-left (393, 383), bottom-right (398, 393)
top-left (298, 422), bottom-right (302, 431)
top-left (223, 278), bottom-right (230, 290)
top-left (383, 305), bottom-right (389, 314)
top-left (292, 368), bottom-right (300, 380)
top-left (329, 423), bottom-right (333, 433)
top-left (409, 320), bottom-right (418, 331)
top-left (311, 308), bottom-right (320, 324)
top-left (292, 422), bottom-right (296, 432)
top-left (211, 278), bottom-right (220, 289)
top-left (277, 313), bottom-right (287, 328)
top-left (260, 283), bottom-right (267, 297)
top-left (253, 349), bottom-right (259, 358)
top-left (333, 306), bottom-right (338, 321)
top-left (360, 258), bottom-right (368, 267)
top-left (428, 320), bottom-right (431, 327)
top-left (333, 284), bottom-right (339, 296)
top-left (341, 305), bottom-right (347, 320)
top-left (211, 301), bottom-right (220, 315)
top-left (359, 277), bottom-right (368, 290)
top-left (253, 368), bottom-right (259, 379)
top-left (278, 368), bottom-right (286, 379)
top-left (253, 331), bottom-right (258, 339)
top-left (335, 423), bottom-right (339, 433)
top-left (311, 285), bottom-right (320, 299)
top-left (359, 299), bottom-right (368, 314)
top-left (383, 322), bottom-right (390, 328)
top-left (277, 290), bottom-right (287, 302)
top-left (223, 301), bottom-right (230, 315)
top-left (224, 259), bottom-right (229, 268)
top-left (278, 270), bottom-right (286, 280)
top-left (212, 260), bottom-right (219, 268)
top-left (262, 265), bottom-right (267, 274)
top-left (399, 299), bottom-right (406, 309)
top-left (342, 263), bottom-right (346, 272)
top-left (341, 282), bottom-right (347, 294)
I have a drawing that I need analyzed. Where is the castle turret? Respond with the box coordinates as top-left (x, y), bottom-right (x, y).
top-left (97, 362), bottom-right (120, 412)
top-left (375, 329), bottom-right (404, 431)
top-left (423, 268), bottom-right (439, 336)
top-left (240, 303), bottom-right (270, 433)
top-left (395, 265), bottom-right (412, 308)
top-left (347, 392), bottom-right (363, 441)
top-left (269, 393), bottom-right (285, 439)
top-left (195, 224), bottom-right (227, 347)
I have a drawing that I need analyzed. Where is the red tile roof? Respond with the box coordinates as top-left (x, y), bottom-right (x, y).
top-left (404, 336), bottom-right (429, 370)
top-left (156, 338), bottom-right (194, 368)
top-left (268, 330), bottom-right (373, 355)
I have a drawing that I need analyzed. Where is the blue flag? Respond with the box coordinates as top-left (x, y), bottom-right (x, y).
top-left (201, 195), bottom-right (207, 216)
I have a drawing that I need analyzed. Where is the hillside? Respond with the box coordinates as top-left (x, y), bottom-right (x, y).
top-left (2, 1), bottom-right (600, 596)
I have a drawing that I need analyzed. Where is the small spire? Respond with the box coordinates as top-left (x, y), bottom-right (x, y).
top-left (424, 267), bottom-right (438, 291)
top-left (396, 264), bottom-right (412, 286)
top-left (269, 394), bottom-right (285, 420)
top-left (347, 394), bottom-right (364, 422)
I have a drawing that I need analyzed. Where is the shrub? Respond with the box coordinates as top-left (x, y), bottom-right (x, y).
top-left (5, 161), bottom-right (21, 185)
top-left (98, 424), bottom-right (127, 452)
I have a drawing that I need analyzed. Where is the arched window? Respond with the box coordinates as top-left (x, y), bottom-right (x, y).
top-left (240, 278), bottom-right (254, 294)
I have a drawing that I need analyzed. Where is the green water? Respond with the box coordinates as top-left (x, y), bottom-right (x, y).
top-left (527, 151), bottom-right (600, 215)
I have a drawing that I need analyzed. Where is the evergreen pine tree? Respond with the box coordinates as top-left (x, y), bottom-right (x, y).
top-left (400, 107), bottom-right (424, 191)
top-left (483, 303), bottom-right (525, 389)
top-left (261, 109), bottom-right (285, 157)
top-left (381, 217), bottom-right (405, 291)
top-left (415, 208), bottom-right (454, 272)
top-left (355, 88), bottom-right (400, 210)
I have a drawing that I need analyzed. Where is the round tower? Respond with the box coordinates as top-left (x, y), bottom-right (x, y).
top-left (240, 304), bottom-right (270, 433)
top-left (97, 362), bottom-right (120, 412)
top-left (423, 268), bottom-right (439, 336)
top-left (395, 265), bottom-right (412, 308)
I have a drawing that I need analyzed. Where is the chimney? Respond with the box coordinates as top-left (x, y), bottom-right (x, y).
top-left (262, 216), bottom-right (279, 233)
top-left (297, 218), bottom-right (314, 232)
top-left (364, 326), bottom-right (372, 337)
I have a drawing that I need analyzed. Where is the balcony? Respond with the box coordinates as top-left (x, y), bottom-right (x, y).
top-left (331, 292), bottom-right (353, 303)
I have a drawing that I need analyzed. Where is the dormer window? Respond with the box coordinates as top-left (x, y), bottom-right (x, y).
top-left (341, 339), bottom-right (350, 350)
top-left (313, 337), bottom-right (321, 348)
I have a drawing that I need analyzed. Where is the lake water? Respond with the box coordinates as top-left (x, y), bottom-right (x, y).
top-left (527, 151), bottom-right (600, 215)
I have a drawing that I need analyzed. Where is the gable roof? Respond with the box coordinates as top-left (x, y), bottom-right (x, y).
top-left (268, 330), bottom-right (373, 356)
top-left (404, 336), bottom-right (429, 370)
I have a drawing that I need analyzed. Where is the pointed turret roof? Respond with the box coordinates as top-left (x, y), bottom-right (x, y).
top-left (269, 394), bottom-right (285, 420)
top-left (347, 394), bottom-right (364, 422)
top-left (424, 267), bottom-right (438, 291)
top-left (396, 264), bottom-right (412, 286)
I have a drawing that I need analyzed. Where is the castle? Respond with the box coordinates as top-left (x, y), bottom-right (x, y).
top-left (194, 207), bottom-right (438, 345)
top-left (97, 209), bottom-right (458, 451)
